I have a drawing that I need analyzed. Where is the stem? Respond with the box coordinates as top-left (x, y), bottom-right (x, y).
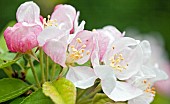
top-left (28, 56), bottom-right (41, 88)
top-left (45, 54), bottom-right (49, 81)
top-left (76, 89), bottom-right (88, 102)
top-left (58, 67), bottom-right (68, 78)
top-left (40, 48), bottom-right (45, 83)
top-left (3, 68), bottom-right (12, 78)
top-left (50, 63), bottom-right (56, 81)
top-left (77, 84), bottom-right (101, 103)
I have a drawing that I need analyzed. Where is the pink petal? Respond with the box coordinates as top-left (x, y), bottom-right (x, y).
top-left (43, 35), bottom-right (68, 67)
top-left (51, 4), bottom-right (76, 31)
top-left (4, 22), bottom-right (42, 53)
top-left (103, 25), bottom-right (125, 37)
top-left (69, 30), bottom-right (96, 64)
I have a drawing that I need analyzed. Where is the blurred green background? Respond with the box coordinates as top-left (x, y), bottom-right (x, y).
top-left (0, 0), bottom-right (170, 103)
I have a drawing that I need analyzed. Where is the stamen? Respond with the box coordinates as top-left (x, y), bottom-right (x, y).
top-left (143, 80), bottom-right (156, 95)
top-left (76, 38), bottom-right (82, 43)
top-left (69, 42), bottom-right (89, 62)
top-left (86, 51), bottom-right (90, 55)
top-left (109, 53), bottom-right (128, 72)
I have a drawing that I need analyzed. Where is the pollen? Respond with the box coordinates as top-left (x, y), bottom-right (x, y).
top-left (143, 80), bottom-right (156, 95)
top-left (109, 53), bottom-right (128, 72)
top-left (43, 15), bottom-right (58, 27)
top-left (76, 38), bottom-right (82, 43)
top-left (69, 38), bottom-right (90, 62)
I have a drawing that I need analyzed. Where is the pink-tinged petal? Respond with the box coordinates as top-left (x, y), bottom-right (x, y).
top-left (115, 44), bottom-right (143, 80)
top-left (51, 4), bottom-right (76, 31)
top-left (103, 37), bottom-right (138, 64)
top-left (112, 37), bottom-right (139, 54)
top-left (109, 81), bottom-right (143, 101)
top-left (69, 30), bottom-right (96, 64)
top-left (140, 40), bottom-right (151, 63)
top-left (16, 1), bottom-right (42, 26)
top-left (73, 11), bottom-right (85, 34)
top-left (66, 66), bottom-right (97, 89)
top-left (37, 26), bottom-right (68, 46)
top-left (43, 35), bottom-right (68, 67)
top-left (53, 4), bottom-right (76, 21)
top-left (94, 65), bottom-right (115, 80)
top-left (103, 25), bottom-right (125, 37)
top-left (4, 22), bottom-right (42, 53)
top-left (96, 29), bottom-right (114, 60)
top-left (91, 38), bottom-right (100, 67)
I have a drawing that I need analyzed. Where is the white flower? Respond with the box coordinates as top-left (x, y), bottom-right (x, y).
top-left (128, 41), bottom-right (168, 104)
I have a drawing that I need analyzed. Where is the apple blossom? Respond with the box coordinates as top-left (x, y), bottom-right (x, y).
top-left (4, 23), bottom-right (42, 53)
top-left (128, 41), bottom-right (168, 104)
top-left (4, 1), bottom-right (43, 53)
top-left (95, 26), bottom-right (124, 61)
top-left (37, 4), bottom-right (85, 66)
top-left (66, 30), bottom-right (145, 100)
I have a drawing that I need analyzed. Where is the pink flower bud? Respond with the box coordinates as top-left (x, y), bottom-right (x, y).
top-left (4, 22), bottom-right (42, 53)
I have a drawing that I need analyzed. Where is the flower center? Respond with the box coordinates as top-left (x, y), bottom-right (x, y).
top-left (66, 38), bottom-right (90, 65)
top-left (142, 80), bottom-right (156, 95)
top-left (109, 53), bottom-right (128, 72)
top-left (43, 15), bottom-right (58, 27)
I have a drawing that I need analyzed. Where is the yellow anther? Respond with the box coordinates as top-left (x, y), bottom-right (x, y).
top-left (79, 49), bottom-right (85, 53)
top-left (71, 48), bottom-right (77, 52)
top-left (70, 45), bottom-right (74, 48)
top-left (143, 80), bottom-right (147, 84)
top-left (92, 29), bottom-right (96, 32)
top-left (76, 38), bottom-right (82, 43)
top-left (110, 53), bottom-right (128, 72)
top-left (47, 15), bottom-right (51, 19)
top-left (86, 51), bottom-right (90, 55)
top-left (82, 45), bottom-right (86, 48)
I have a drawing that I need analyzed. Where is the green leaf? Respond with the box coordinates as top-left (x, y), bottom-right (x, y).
top-left (0, 78), bottom-right (32, 103)
top-left (0, 59), bottom-right (19, 69)
top-left (43, 78), bottom-right (76, 104)
top-left (0, 52), bottom-right (16, 61)
top-left (10, 97), bottom-right (25, 104)
top-left (20, 89), bottom-right (53, 104)
top-left (92, 93), bottom-right (127, 104)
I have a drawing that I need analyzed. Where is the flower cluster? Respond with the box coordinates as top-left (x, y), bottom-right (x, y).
top-left (4, 1), bottom-right (168, 104)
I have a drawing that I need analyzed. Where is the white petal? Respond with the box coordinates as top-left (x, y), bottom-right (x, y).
top-left (116, 44), bottom-right (143, 80)
top-left (16, 1), bottom-right (41, 25)
top-left (151, 64), bottom-right (169, 82)
top-left (141, 65), bottom-right (156, 79)
top-left (103, 37), bottom-right (138, 64)
top-left (37, 26), bottom-right (67, 46)
top-left (140, 40), bottom-right (151, 63)
top-left (94, 65), bottom-right (115, 80)
top-left (66, 66), bottom-right (97, 89)
top-left (101, 75), bottom-right (116, 96)
top-left (109, 81), bottom-right (143, 101)
top-left (128, 92), bottom-right (154, 104)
